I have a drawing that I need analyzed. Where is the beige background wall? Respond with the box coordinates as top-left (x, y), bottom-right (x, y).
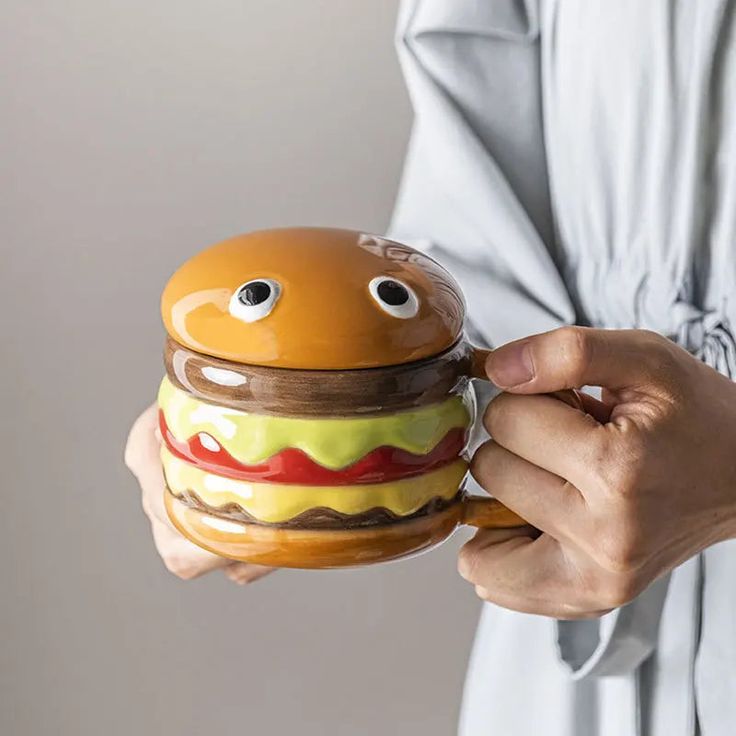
top-left (2, 2), bottom-right (483, 735)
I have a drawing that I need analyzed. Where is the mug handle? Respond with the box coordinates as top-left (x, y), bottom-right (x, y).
top-left (461, 346), bottom-right (584, 529)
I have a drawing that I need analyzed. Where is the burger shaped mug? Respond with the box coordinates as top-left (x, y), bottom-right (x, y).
top-left (158, 227), bottom-right (527, 569)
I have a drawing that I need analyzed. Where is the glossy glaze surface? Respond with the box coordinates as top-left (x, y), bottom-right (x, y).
top-left (162, 446), bottom-right (468, 524)
top-left (164, 336), bottom-right (473, 416)
top-left (164, 492), bottom-right (524, 568)
top-left (165, 490), bottom-right (463, 567)
top-left (158, 373), bottom-right (474, 531)
top-left (159, 228), bottom-right (529, 567)
top-left (161, 409), bottom-right (467, 485)
top-left (158, 376), bottom-right (471, 470)
top-left (161, 227), bottom-right (465, 369)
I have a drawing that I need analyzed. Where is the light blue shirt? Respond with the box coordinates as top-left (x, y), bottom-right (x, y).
top-left (389, 2), bottom-right (736, 734)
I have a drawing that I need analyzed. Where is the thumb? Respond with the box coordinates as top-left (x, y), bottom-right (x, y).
top-left (485, 326), bottom-right (676, 393)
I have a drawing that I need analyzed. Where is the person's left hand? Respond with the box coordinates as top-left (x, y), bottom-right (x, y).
top-left (459, 326), bottom-right (736, 619)
top-left (125, 404), bottom-right (274, 585)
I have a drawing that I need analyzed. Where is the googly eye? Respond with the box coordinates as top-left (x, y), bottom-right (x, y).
top-left (229, 279), bottom-right (281, 323)
top-left (368, 276), bottom-right (419, 319)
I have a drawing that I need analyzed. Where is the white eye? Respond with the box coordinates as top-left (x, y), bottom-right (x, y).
top-left (368, 276), bottom-right (419, 319)
top-left (229, 279), bottom-right (281, 323)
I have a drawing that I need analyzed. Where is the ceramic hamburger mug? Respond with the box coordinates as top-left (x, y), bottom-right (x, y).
top-left (158, 227), bottom-right (531, 568)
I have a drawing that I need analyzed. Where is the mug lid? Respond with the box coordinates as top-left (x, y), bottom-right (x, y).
top-left (161, 227), bottom-right (465, 370)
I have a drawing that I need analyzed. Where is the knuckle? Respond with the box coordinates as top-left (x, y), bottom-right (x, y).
top-left (557, 326), bottom-right (594, 385)
top-left (598, 574), bottom-right (640, 609)
top-left (483, 392), bottom-right (514, 436)
top-left (469, 440), bottom-right (498, 481)
top-left (639, 331), bottom-right (686, 384)
top-left (598, 537), bottom-right (639, 574)
top-left (142, 490), bottom-right (167, 526)
top-left (638, 329), bottom-right (673, 356)
top-left (124, 406), bottom-right (159, 474)
top-left (592, 524), bottom-right (643, 574)
top-left (141, 492), bottom-right (153, 519)
top-left (474, 585), bottom-right (492, 602)
top-left (162, 553), bottom-right (201, 581)
top-left (458, 546), bottom-right (483, 584)
top-left (586, 424), bottom-right (615, 468)
top-left (123, 440), bottom-right (140, 475)
top-left (591, 425), bottom-right (647, 500)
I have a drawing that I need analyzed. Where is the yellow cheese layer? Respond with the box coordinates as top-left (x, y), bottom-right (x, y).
top-left (158, 377), bottom-right (471, 469)
top-left (162, 447), bottom-right (467, 523)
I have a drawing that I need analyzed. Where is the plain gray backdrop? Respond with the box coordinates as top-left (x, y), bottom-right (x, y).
top-left (2, 2), bottom-right (483, 735)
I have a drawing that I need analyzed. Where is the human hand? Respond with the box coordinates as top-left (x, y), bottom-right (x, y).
top-left (124, 404), bottom-right (274, 584)
top-left (459, 327), bottom-right (736, 618)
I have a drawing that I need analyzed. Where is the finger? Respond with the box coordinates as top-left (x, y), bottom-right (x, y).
top-left (137, 459), bottom-right (171, 529)
top-left (124, 403), bottom-right (159, 476)
top-left (458, 532), bottom-right (594, 618)
top-left (224, 563), bottom-right (275, 585)
top-left (471, 440), bottom-right (583, 536)
top-left (485, 392), bottom-right (607, 488)
top-left (129, 404), bottom-right (236, 580)
top-left (124, 404), bottom-right (170, 524)
top-left (466, 526), bottom-right (541, 546)
top-left (577, 392), bottom-right (613, 424)
top-left (124, 407), bottom-right (175, 529)
top-left (150, 517), bottom-right (232, 579)
top-left (471, 585), bottom-right (612, 620)
top-left (485, 326), bottom-right (678, 393)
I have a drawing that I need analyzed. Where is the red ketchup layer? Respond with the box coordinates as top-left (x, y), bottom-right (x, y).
top-left (159, 410), bottom-right (466, 486)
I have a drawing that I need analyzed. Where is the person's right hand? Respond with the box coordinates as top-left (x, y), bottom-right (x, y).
top-left (124, 403), bottom-right (274, 585)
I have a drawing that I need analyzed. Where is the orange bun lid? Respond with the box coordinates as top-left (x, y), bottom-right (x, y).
top-left (161, 228), bottom-right (465, 370)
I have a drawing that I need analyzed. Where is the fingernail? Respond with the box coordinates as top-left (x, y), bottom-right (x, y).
top-left (487, 341), bottom-right (534, 388)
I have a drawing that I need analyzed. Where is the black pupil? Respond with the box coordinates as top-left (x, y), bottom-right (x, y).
top-left (239, 281), bottom-right (271, 306)
top-left (377, 279), bottom-right (409, 306)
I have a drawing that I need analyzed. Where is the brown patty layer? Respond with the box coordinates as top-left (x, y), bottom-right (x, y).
top-left (164, 336), bottom-right (471, 417)
top-left (169, 487), bottom-right (463, 530)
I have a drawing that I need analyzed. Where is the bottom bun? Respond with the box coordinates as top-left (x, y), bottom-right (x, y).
top-left (165, 489), bottom-right (463, 569)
